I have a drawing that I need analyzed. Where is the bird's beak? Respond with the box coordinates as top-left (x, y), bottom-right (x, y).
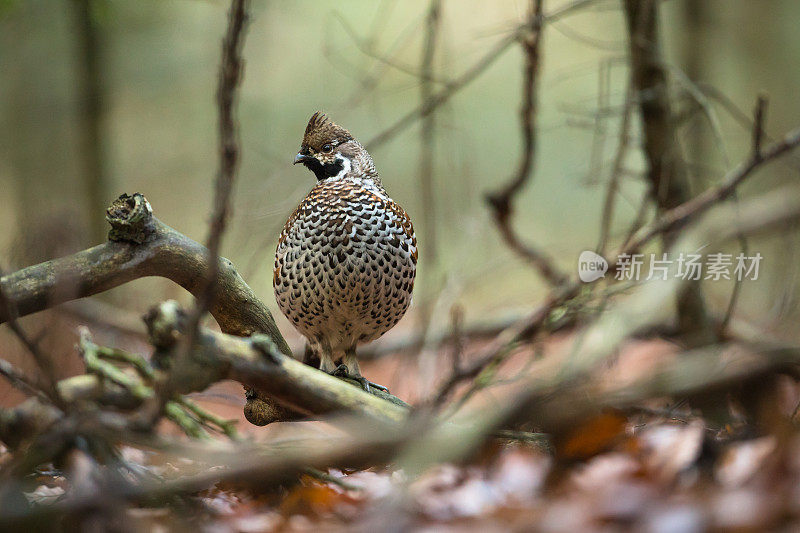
top-left (294, 152), bottom-right (311, 165)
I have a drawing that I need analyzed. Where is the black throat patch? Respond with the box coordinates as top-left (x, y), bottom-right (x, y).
top-left (304, 157), bottom-right (344, 181)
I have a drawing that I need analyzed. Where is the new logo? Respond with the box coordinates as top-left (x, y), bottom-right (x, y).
top-left (578, 250), bottom-right (608, 283)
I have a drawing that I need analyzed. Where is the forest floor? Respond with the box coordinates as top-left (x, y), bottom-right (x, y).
top-left (6, 321), bottom-right (800, 532)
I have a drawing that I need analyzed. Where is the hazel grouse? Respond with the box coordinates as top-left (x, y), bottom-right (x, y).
top-left (274, 112), bottom-right (417, 392)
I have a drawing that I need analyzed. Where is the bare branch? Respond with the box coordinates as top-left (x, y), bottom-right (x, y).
top-left (142, 301), bottom-right (408, 424)
top-left (485, 0), bottom-right (569, 286)
top-left (183, 0), bottom-right (250, 365)
top-left (752, 94), bottom-right (768, 158)
top-left (0, 271), bottom-right (61, 404)
top-left (621, 123), bottom-right (800, 257)
top-left (435, 121), bottom-right (800, 404)
top-left (334, 10), bottom-right (450, 88)
top-left (430, 281), bottom-right (581, 406)
top-left (365, 0), bottom-right (600, 151)
top-left (717, 97), bottom-right (769, 334)
top-left (0, 193), bottom-right (288, 350)
top-left (597, 77), bottom-right (635, 255)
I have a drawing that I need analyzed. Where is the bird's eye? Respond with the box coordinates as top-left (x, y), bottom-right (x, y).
top-left (321, 143), bottom-right (333, 153)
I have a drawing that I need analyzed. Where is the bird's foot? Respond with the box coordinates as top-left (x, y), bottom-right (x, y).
top-left (331, 364), bottom-right (389, 394)
top-left (355, 377), bottom-right (389, 394)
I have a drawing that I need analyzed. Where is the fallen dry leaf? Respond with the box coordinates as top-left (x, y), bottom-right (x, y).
top-left (711, 489), bottom-right (783, 530)
top-left (557, 411), bottom-right (628, 460)
top-left (570, 452), bottom-right (641, 493)
top-left (638, 420), bottom-right (705, 482)
top-left (489, 447), bottom-right (551, 502)
top-left (280, 482), bottom-right (360, 518)
top-left (715, 436), bottom-right (777, 487)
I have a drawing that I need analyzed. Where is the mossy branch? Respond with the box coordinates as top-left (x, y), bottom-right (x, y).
top-left (144, 301), bottom-right (409, 426)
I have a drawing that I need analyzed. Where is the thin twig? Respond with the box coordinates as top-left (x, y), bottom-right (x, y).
top-left (720, 97), bottom-right (768, 335)
top-left (150, 0), bottom-right (249, 426)
top-left (621, 122), bottom-right (800, 257)
top-left (175, 397), bottom-right (240, 440)
top-left (183, 0), bottom-right (249, 355)
top-left (163, 401), bottom-right (210, 439)
top-left (0, 357), bottom-right (50, 402)
top-left (698, 84), bottom-right (800, 169)
top-left (0, 270), bottom-right (61, 405)
top-left (620, 190), bottom-right (652, 251)
top-left (365, 28), bottom-right (521, 151)
top-left (365, 0), bottom-right (600, 151)
top-left (587, 58), bottom-right (613, 186)
top-left (752, 94), bottom-right (768, 159)
top-left (484, 0), bottom-right (568, 286)
top-left (596, 75), bottom-right (634, 255)
top-left (669, 72), bottom-right (748, 338)
top-left (430, 282), bottom-right (580, 407)
top-left (335, 11), bottom-right (450, 88)
top-left (419, 0), bottom-right (442, 265)
top-left (449, 304), bottom-right (464, 374)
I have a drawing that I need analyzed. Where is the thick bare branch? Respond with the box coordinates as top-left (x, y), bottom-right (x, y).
top-left (0, 193), bottom-right (289, 351)
top-left (143, 301), bottom-right (408, 424)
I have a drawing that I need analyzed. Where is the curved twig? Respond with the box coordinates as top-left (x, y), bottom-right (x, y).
top-left (484, 0), bottom-right (568, 286)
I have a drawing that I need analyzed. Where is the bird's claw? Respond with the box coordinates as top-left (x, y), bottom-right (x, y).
top-left (355, 377), bottom-right (389, 394)
top-left (331, 364), bottom-right (389, 394)
top-left (332, 363), bottom-right (350, 378)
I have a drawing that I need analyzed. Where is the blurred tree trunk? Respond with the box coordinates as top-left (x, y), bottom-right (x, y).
top-left (412, 0), bottom-right (443, 383)
top-left (72, 0), bottom-right (109, 245)
top-left (1, 2), bottom-right (87, 265)
top-left (419, 0), bottom-right (441, 266)
top-left (680, 0), bottom-right (710, 182)
top-left (624, 0), bottom-right (716, 346)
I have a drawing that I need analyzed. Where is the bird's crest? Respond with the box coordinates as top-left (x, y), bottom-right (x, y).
top-left (302, 112), bottom-right (353, 150)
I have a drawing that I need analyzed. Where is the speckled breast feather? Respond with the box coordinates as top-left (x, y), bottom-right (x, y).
top-left (274, 176), bottom-right (417, 354)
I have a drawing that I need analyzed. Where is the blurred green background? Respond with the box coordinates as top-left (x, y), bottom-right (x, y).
top-left (2, 0), bottom-right (800, 349)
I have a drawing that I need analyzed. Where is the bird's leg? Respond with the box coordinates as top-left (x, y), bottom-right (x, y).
top-left (334, 347), bottom-right (389, 394)
top-left (314, 340), bottom-right (337, 374)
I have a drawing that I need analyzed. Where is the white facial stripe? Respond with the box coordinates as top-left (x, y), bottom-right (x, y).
top-left (331, 154), bottom-right (351, 180)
